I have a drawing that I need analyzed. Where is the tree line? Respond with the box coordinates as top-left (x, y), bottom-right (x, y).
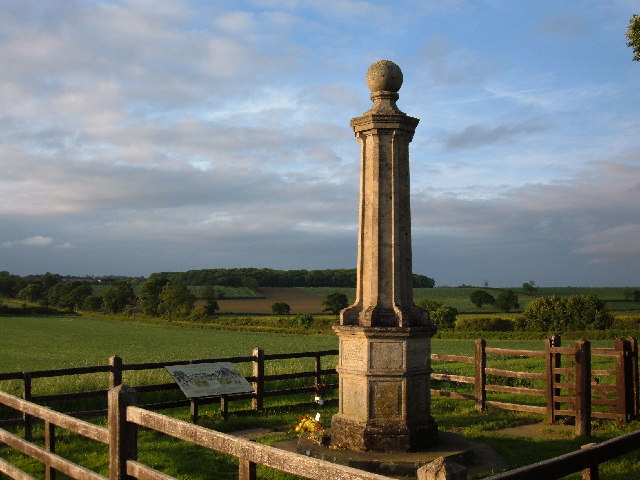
top-left (151, 268), bottom-right (435, 289)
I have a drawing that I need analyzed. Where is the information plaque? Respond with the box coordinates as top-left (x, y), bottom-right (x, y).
top-left (165, 362), bottom-right (253, 398)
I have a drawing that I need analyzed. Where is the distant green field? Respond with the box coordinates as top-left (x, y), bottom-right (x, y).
top-left (301, 286), bottom-right (640, 313)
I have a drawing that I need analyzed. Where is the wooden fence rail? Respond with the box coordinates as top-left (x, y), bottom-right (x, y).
top-left (0, 348), bottom-right (340, 434)
top-left (2, 338), bottom-right (638, 438)
top-left (0, 387), bottom-right (394, 480)
top-left (2, 381), bottom-right (640, 480)
top-left (430, 336), bottom-right (639, 435)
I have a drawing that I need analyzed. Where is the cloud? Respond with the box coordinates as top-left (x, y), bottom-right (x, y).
top-left (436, 119), bottom-right (548, 150)
top-left (2, 236), bottom-right (54, 247)
top-left (573, 224), bottom-right (640, 260)
top-left (534, 12), bottom-right (589, 37)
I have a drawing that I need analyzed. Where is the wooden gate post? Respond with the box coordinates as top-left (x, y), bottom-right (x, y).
top-left (108, 385), bottom-right (138, 480)
top-left (109, 356), bottom-right (123, 389)
top-left (252, 347), bottom-right (264, 411)
top-left (626, 337), bottom-right (638, 419)
top-left (475, 339), bottom-right (486, 412)
top-left (575, 340), bottom-right (592, 437)
top-left (615, 339), bottom-right (631, 423)
top-left (545, 334), bottom-right (561, 424)
top-left (22, 372), bottom-right (33, 441)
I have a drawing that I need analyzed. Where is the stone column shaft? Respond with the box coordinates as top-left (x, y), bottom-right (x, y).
top-left (331, 61), bottom-right (437, 453)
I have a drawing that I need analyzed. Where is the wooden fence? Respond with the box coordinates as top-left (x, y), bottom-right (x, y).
top-left (3, 337), bottom-right (638, 438)
top-left (431, 336), bottom-right (639, 436)
top-left (0, 387), bottom-right (393, 480)
top-left (0, 348), bottom-right (339, 436)
top-left (1, 339), bottom-right (640, 480)
top-left (1, 382), bottom-right (640, 480)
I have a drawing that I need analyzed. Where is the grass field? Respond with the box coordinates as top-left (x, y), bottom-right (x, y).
top-left (300, 286), bottom-right (640, 313)
top-left (1, 314), bottom-right (639, 479)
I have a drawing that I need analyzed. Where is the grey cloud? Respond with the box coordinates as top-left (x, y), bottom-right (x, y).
top-left (437, 119), bottom-right (549, 150)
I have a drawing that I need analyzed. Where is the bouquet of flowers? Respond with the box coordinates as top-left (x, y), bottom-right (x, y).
top-left (294, 413), bottom-right (324, 444)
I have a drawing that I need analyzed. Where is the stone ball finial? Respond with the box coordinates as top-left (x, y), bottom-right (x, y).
top-left (366, 60), bottom-right (403, 93)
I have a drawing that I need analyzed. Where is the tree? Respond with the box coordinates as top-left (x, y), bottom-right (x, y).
top-left (624, 289), bottom-right (640, 302)
top-left (416, 299), bottom-right (457, 329)
top-left (494, 289), bottom-right (520, 313)
top-left (46, 281), bottom-right (93, 310)
top-left (138, 276), bottom-right (169, 315)
top-left (102, 280), bottom-right (136, 314)
top-left (627, 14), bottom-right (640, 61)
top-left (521, 294), bottom-right (612, 332)
top-left (521, 281), bottom-right (538, 295)
top-left (469, 290), bottom-right (495, 309)
top-left (82, 295), bottom-right (103, 311)
top-left (204, 299), bottom-right (219, 315)
top-left (17, 284), bottom-right (45, 303)
top-left (271, 302), bottom-right (290, 315)
top-left (157, 283), bottom-right (195, 321)
top-left (322, 292), bottom-right (350, 315)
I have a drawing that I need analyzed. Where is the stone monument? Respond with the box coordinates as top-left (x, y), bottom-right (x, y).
top-left (330, 60), bottom-right (438, 452)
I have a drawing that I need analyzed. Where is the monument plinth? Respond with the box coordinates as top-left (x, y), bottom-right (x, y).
top-left (330, 60), bottom-right (438, 452)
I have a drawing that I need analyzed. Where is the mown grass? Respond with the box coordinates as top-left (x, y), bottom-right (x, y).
top-left (1, 314), bottom-right (639, 479)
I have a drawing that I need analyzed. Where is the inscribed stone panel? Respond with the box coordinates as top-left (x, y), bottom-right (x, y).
top-left (406, 339), bottom-right (430, 368)
top-left (370, 341), bottom-right (404, 370)
top-left (341, 339), bottom-right (367, 370)
top-left (342, 376), bottom-right (368, 420)
top-left (370, 381), bottom-right (402, 418)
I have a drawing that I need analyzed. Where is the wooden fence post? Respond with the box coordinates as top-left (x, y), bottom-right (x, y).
top-left (475, 339), bottom-right (486, 412)
top-left (239, 439), bottom-right (257, 480)
top-left (628, 337), bottom-right (639, 419)
top-left (220, 395), bottom-right (229, 421)
top-left (546, 334), bottom-right (561, 424)
top-left (575, 340), bottom-right (592, 437)
top-left (45, 421), bottom-right (57, 480)
top-left (314, 353), bottom-right (322, 388)
top-left (22, 372), bottom-right (32, 441)
top-left (615, 339), bottom-right (631, 423)
top-left (190, 400), bottom-right (199, 424)
top-left (108, 385), bottom-right (138, 480)
top-left (252, 347), bottom-right (264, 411)
top-left (581, 443), bottom-right (599, 480)
top-left (109, 356), bottom-right (123, 389)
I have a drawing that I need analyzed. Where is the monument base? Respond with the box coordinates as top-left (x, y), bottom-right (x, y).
top-left (271, 429), bottom-right (506, 478)
top-left (330, 414), bottom-right (438, 452)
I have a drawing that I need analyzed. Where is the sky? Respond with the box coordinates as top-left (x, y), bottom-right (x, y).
top-left (1, 0), bottom-right (639, 287)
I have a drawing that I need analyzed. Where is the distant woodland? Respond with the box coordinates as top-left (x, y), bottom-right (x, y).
top-left (151, 268), bottom-right (436, 288)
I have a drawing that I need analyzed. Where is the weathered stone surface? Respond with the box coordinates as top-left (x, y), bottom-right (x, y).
top-left (417, 457), bottom-right (468, 480)
top-left (331, 60), bottom-right (437, 452)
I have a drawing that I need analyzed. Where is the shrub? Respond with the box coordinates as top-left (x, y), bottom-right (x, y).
top-left (469, 290), bottom-right (495, 309)
top-left (612, 315), bottom-right (640, 330)
top-left (294, 314), bottom-right (314, 329)
top-left (271, 302), bottom-right (291, 315)
top-left (322, 292), bottom-right (349, 315)
top-left (416, 299), bottom-right (457, 329)
top-left (82, 295), bottom-right (103, 311)
top-left (455, 317), bottom-right (514, 331)
top-left (521, 294), bottom-right (613, 332)
top-left (495, 289), bottom-right (520, 312)
top-left (188, 307), bottom-right (211, 323)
